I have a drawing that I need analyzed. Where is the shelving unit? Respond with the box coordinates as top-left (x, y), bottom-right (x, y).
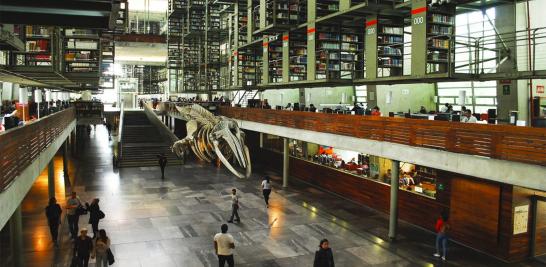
top-left (62, 29), bottom-right (100, 73)
top-left (268, 36), bottom-right (283, 83)
top-left (238, 45), bottom-right (263, 87)
top-left (377, 17), bottom-right (404, 77)
top-left (99, 34), bottom-right (115, 89)
top-left (315, 26), bottom-right (341, 80)
top-left (15, 26), bottom-right (54, 66)
top-left (289, 30), bottom-right (306, 81)
top-left (426, 6), bottom-right (455, 74)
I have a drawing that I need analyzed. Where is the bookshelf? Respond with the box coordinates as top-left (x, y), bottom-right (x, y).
top-left (238, 45), bottom-right (262, 87)
top-left (426, 6), bottom-right (455, 73)
top-left (289, 31), bottom-right (306, 82)
top-left (268, 37), bottom-right (283, 83)
top-left (16, 26), bottom-right (54, 66)
top-left (377, 17), bottom-right (404, 77)
top-left (316, 26), bottom-right (341, 80)
top-left (340, 27), bottom-right (364, 80)
top-left (62, 29), bottom-right (100, 73)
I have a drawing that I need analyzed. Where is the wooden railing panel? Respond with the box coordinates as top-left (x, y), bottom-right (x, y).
top-left (218, 107), bottom-right (546, 166)
top-left (0, 108), bottom-right (75, 192)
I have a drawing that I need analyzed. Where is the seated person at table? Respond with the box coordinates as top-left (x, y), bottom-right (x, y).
top-left (461, 109), bottom-right (477, 123)
top-left (285, 103), bottom-right (293, 111)
top-left (440, 103), bottom-right (450, 113)
top-left (383, 169), bottom-right (392, 182)
top-left (309, 104), bottom-right (317, 112)
top-left (419, 106), bottom-right (427, 114)
top-left (371, 106), bottom-right (381, 116)
top-left (262, 99), bottom-right (271, 109)
top-left (351, 102), bottom-right (364, 114)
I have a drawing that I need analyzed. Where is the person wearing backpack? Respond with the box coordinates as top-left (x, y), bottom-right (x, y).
top-left (261, 176), bottom-right (272, 208)
top-left (86, 198), bottom-right (104, 239)
top-left (433, 210), bottom-right (450, 261)
top-left (45, 197), bottom-right (62, 247)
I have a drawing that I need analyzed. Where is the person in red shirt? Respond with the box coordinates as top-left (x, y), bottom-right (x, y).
top-left (371, 106), bottom-right (381, 116)
top-left (433, 211), bottom-right (450, 261)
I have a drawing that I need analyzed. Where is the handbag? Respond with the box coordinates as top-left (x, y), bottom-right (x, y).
top-left (98, 210), bottom-right (105, 219)
top-left (76, 205), bottom-right (87, 216)
top-left (107, 248), bottom-right (115, 265)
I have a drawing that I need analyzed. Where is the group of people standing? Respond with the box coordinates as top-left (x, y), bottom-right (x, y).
top-left (45, 192), bottom-right (113, 267)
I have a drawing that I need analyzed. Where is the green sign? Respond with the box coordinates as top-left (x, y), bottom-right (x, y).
top-left (503, 85), bottom-right (510, 95)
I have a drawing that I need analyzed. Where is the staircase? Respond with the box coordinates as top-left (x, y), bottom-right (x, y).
top-left (119, 111), bottom-right (181, 168)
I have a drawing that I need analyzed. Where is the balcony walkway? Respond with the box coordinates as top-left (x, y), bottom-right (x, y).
top-left (3, 125), bottom-right (543, 267)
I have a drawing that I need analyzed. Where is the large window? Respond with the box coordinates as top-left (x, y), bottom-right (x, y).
top-left (438, 8), bottom-right (497, 114)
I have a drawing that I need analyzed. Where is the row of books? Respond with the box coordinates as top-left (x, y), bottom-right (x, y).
top-left (26, 40), bottom-right (49, 52)
top-left (378, 36), bottom-right (403, 44)
top-left (430, 14), bottom-right (454, 24)
top-left (430, 38), bottom-right (450, 49)
top-left (429, 25), bottom-right (453, 35)
top-left (379, 47), bottom-right (402, 55)
top-left (381, 26), bottom-right (403, 35)
top-left (379, 58), bottom-right (402, 67)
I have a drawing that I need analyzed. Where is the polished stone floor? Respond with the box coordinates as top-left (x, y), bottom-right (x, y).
top-left (5, 125), bottom-right (545, 267)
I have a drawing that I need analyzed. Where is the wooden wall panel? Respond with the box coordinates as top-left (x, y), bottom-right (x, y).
top-left (449, 178), bottom-right (501, 254)
top-left (508, 187), bottom-right (546, 261)
top-left (535, 201), bottom-right (546, 257)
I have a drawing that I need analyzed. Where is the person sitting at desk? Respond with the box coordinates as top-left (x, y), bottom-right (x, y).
top-left (309, 104), bottom-right (317, 112)
top-left (440, 103), bottom-right (450, 113)
top-left (419, 106), bottom-right (427, 114)
top-left (383, 169), bottom-right (392, 182)
top-left (262, 99), bottom-right (271, 109)
top-left (285, 103), bottom-right (293, 111)
top-left (351, 102), bottom-right (364, 115)
top-left (371, 106), bottom-right (381, 116)
top-left (461, 109), bottom-right (477, 123)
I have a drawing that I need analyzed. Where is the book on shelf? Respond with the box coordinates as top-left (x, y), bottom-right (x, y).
top-left (381, 26), bottom-right (403, 35)
top-left (430, 14), bottom-right (454, 25)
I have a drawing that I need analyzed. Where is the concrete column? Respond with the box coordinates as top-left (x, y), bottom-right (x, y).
top-left (9, 205), bottom-right (23, 267)
top-left (495, 4), bottom-right (519, 122)
top-left (259, 133), bottom-right (264, 148)
top-left (283, 138), bottom-right (289, 188)
top-left (71, 129), bottom-right (76, 155)
top-left (63, 140), bottom-right (69, 180)
top-left (389, 160), bottom-right (400, 240)
top-left (48, 157), bottom-right (55, 200)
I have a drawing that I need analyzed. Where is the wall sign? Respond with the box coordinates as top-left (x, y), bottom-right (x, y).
top-left (513, 205), bottom-right (529, 235)
top-left (503, 85), bottom-right (510, 95)
top-left (537, 85), bottom-right (544, 94)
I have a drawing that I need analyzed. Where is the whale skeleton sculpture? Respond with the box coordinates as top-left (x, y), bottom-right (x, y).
top-left (171, 104), bottom-right (252, 178)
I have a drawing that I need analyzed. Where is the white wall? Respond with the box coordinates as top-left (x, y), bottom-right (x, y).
top-left (375, 83), bottom-right (436, 115)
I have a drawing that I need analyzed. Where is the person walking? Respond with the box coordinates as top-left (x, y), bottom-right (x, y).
top-left (214, 224), bottom-right (235, 267)
top-left (45, 197), bottom-right (62, 247)
top-left (433, 211), bottom-right (450, 261)
top-left (86, 198), bottom-right (104, 239)
top-left (314, 239), bottom-right (335, 267)
top-left (157, 153), bottom-right (167, 180)
top-left (93, 229), bottom-right (111, 267)
top-left (74, 228), bottom-right (93, 267)
top-left (261, 176), bottom-right (272, 208)
top-left (66, 192), bottom-right (83, 240)
top-left (227, 189), bottom-right (240, 223)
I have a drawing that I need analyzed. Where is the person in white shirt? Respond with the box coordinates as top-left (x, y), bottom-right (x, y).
top-left (214, 224), bottom-right (235, 267)
top-left (261, 176), bottom-right (272, 208)
top-left (461, 110), bottom-right (478, 123)
top-left (227, 189), bottom-right (240, 223)
top-left (440, 103), bottom-right (450, 113)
